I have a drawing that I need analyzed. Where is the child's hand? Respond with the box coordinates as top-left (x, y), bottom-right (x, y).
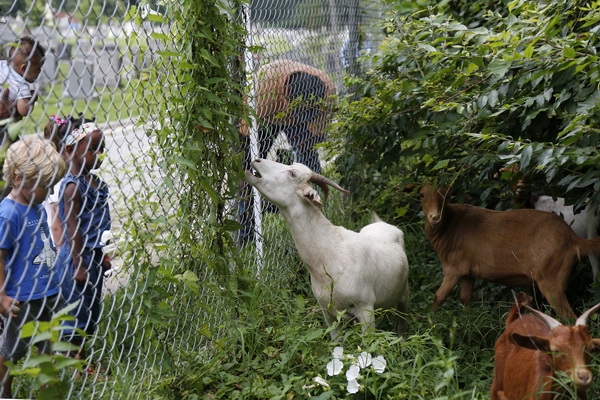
top-left (74, 268), bottom-right (89, 287)
top-left (0, 88), bottom-right (10, 119)
top-left (102, 255), bottom-right (112, 272)
top-left (28, 89), bottom-right (39, 108)
top-left (0, 295), bottom-right (20, 318)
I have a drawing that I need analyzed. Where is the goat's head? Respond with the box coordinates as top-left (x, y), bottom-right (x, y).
top-left (417, 185), bottom-right (450, 227)
top-left (512, 302), bottom-right (600, 390)
top-left (245, 158), bottom-right (349, 209)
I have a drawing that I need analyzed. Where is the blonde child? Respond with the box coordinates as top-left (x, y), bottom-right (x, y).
top-left (0, 136), bottom-right (66, 397)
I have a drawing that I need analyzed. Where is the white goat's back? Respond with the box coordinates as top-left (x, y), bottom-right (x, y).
top-left (534, 196), bottom-right (587, 237)
top-left (360, 221), bottom-right (405, 248)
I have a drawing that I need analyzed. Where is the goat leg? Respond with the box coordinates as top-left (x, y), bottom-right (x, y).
top-left (431, 271), bottom-right (461, 311)
top-left (355, 306), bottom-right (376, 333)
top-left (396, 296), bottom-right (409, 336)
top-left (537, 279), bottom-right (577, 319)
top-left (460, 277), bottom-right (475, 306)
top-left (496, 391), bottom-right (509, 400)
top-left (322, 309), bottom-right (341, 341)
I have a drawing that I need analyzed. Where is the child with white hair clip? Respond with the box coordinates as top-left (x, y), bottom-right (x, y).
top-left (55, 121), bottom-right (111, 371)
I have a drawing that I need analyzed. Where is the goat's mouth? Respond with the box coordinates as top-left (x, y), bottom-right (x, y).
top-left (245, 169), bottom-right (262, 183)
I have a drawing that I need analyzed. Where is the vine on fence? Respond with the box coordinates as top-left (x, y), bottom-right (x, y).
top-left (114, 0), bottom-right (249, 396)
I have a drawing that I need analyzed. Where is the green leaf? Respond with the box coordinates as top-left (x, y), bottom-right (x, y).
top-left (146, 14), bottom-right (165, 23)
top-left (488, 59), bottom-right (511, 77)
top-left (173, 156), bottom-right (198, 170)
top-left (174, 270), bottom-right (200, 287)
top-left (54, 301), bottom-right (81, 318)
top-left (507, 0), bottom-right (522, 12)
top-left (418, 43), bottom-right (437, 53)
top-left (157, 51), bottom-right (182, 58)
top-left (37, 383), bottom-right (70, 400)
top-left (150, 33), bottom-right (169, 41)
top-left (563, 46), bottom-right (576, 58)
top-left (520, 146), bottom-right (533, 169)
top-left (7, 120), bottom-right (24, 141)
top-left (204, 92), bottom-right (223, 104)
top-left (432, 159), bottom-right (450, 171)
top-left (20, 354), bottom-right (53, 368)
top-left (52, 342), bottom-right (81, 353)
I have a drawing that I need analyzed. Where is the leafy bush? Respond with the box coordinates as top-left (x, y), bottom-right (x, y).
top-left (327, 0), bottom-right (600, 221)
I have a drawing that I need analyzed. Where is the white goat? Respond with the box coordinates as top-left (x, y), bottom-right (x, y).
top-left (245, 158), bottom-right (409, 339)
top-left (534, 196), bottom-right (600, 280)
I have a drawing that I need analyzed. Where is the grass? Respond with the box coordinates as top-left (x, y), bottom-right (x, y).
top-left (155, 189), bottom-right (600, 400)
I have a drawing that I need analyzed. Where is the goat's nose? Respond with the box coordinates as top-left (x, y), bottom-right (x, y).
top-left (429, 214), bottom-right (440, 223)
top-left (575, 368), bottom-right (592, 386)
top-left (254, 158), bottom-right (262, 163)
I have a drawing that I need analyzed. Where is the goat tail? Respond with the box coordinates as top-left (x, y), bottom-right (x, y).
top-left (506, 292), bottom-right (532, 328)
top-left (371, 212), bottom-right (383, 223)
top-left (577, 237), bottom-right (600, 257)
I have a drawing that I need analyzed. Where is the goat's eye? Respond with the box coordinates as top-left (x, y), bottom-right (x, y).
top-left (288, 170), bottom-right (297, 178)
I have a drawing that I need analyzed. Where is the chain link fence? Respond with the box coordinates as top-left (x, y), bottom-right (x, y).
top-left (0, 0), bottom-right (383, 397)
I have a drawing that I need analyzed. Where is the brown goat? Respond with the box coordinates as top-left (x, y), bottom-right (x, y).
top-left (417, 185), bottom-right (600, 318)
top-left (491, 292), bottom-right (600, 400)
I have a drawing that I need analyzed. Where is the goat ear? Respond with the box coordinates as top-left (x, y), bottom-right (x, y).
top-left (512, 333), bottom-right (551, 352)
top-left (591, 339), bottom-right (600, 350)
top-left (403, 183), bottom-right (420, 193)
top-left (301, 186), bottom-right (322, 208)
top-left (440, 185), bottom-right (451, 198)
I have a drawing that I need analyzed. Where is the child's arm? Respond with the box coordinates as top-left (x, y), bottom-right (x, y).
top-left (48, 203), bottom-right (64, 247)
top-left (0, 249), bottom-right (19, 318)
top-left (14, 97), bottom-right (32, 118)
top-left (62, 183), bottom-right (88, 285)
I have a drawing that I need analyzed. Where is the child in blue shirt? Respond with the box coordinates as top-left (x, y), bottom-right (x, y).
top-left (56, 121), bottom-right (111, 364)
top-left (0, 136), bottom-right (66, 398)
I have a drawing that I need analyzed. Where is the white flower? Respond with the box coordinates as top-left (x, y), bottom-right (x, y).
top-left (346, 364), bottom-right (360, 381)
top-left (326, 358), bottom-right (343, 376)
top-left (347, 378), bottom-right (361, 394)
top-left (314, 376), bottom-right (330, 387)
top-left (332, 346), bottom-right (344, 359)
top-left (357, 352), bottom-right (372, 369)
top-left (372, 355), bottom-right (387, 373)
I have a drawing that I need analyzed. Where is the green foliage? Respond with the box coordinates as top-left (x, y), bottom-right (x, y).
top-left (327, 0), bottom-right (600, 221)
top-left (6, 302), bottom-right (86, 399)
top-left (385, 0), bottom-right (512, 29)
top-left (151, 219), bottom-right (600, 399)
top-left (163, 278), bottom-right (492, 400)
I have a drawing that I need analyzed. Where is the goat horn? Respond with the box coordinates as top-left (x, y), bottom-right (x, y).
top-left (309, 172), bottom-right (350, 203)
top-left (575, 302), bottom-right (600, 327)
top-left (524, 305), bottom-right (562, 330)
